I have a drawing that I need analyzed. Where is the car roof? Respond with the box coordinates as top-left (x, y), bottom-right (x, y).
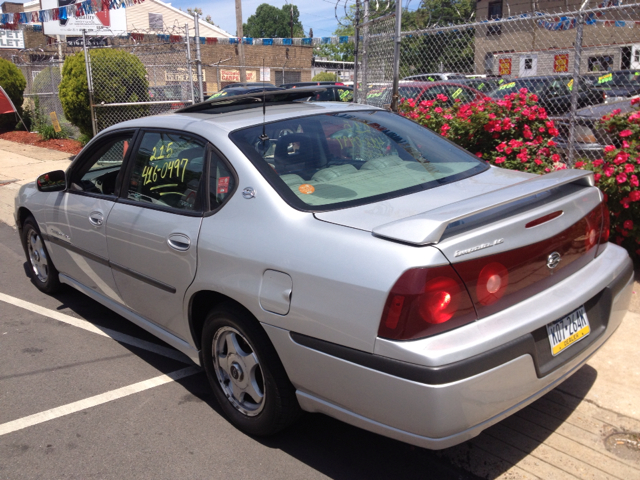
top-left (218, 86), bottom-right (284, 93)
top-left (397, 81), bottom-right (479, 89)
top-left (222, 82), bottom-right (273, 89)
top-left (103, 94), bottom-right (376, 137)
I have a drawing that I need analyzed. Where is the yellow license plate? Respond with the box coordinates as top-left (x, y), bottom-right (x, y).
top-left (546, 306), bottom-right (590, 356)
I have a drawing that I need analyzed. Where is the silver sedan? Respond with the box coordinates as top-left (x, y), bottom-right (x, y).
top-left (14, 89), bottom-right (634, 449)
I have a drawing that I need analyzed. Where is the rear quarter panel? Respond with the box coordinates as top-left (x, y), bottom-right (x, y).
top-left (186, 141), bottom-right (447, 353)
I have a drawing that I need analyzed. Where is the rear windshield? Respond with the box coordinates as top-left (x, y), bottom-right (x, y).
top-left (229, 110), bottom-right (487, 211)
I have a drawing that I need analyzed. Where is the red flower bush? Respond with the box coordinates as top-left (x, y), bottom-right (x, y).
top-left (582, 100), bottom-right (640, 262)
top-left (398, 88), bottom-right (565, 175)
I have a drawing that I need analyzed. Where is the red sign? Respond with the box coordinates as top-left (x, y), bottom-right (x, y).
top-left (554, 54), bottom-right (569, 73)
top-left (220, 70), bottom-right (257, 82)
top-left (499, 58), bottom-right (512, 76)
top-left (217, 177), bottom-right (230, 194)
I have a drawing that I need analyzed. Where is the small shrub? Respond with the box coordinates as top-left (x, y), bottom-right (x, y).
top-left (59, 50), bottom-right (149, 138)
top-left (0, 58), bottom-right (26, 131)
top-left (38, 123), bottom-right (71, 141)
top-left (580, 98), bottom-right (640, 262)
top-left (312, 72), bottom-right (338, 82)
top-left (398, 88), bottom-right (565, 175)
top-left (16, 102), bottom-right (33, 131)
top-left (78, 133), bottom-right (91, 146)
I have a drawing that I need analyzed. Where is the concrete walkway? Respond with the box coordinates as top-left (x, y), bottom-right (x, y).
top-left (0, 139), bottom-right (638, 479)
top-left (0, 139), bottom-right (73, 228)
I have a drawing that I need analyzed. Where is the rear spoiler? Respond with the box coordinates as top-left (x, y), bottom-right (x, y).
top-left (372, 169), bottom-right (594, 246)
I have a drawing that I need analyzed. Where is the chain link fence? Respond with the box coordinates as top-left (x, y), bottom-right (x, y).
top-left (15, 59), bottom-right (78, 136)
top-left (83, 34), bottom-right (195, 134)
top-left (357, 1), bottom-right (640, 163)
top-left (356, 12), bottom-right (396, 105)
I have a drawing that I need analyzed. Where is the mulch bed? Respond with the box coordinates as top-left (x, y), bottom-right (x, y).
top-left (0, 130), bottom-right (83, 155)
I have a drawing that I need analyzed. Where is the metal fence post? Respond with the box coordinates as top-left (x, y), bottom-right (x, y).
top-left (184, 24), bottom-right (195, 104)
top-left (567, 0), bottom-right (588, 166)
top-left (82, 30), bottom-right (97, 137)
top-left (390, 0), bottom-right (402, 112)
top-left (362, 0), bottom-right (369, 102)
top-left (354, 1), bottom-right (360, 104)
top-left (193, 13), bottom-right (204, 102)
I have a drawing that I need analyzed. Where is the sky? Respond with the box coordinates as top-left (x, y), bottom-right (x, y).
top-left (168, 0), bottom-right (420, 38)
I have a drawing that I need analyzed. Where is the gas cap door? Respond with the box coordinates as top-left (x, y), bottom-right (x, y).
top-left (259, 270), bottom-right (292, 315)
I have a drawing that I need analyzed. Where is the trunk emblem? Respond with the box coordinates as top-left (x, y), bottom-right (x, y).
top-left (454, 238), bottom-right (504, 257)
top-left (547, 252), bottom-right (562, 269)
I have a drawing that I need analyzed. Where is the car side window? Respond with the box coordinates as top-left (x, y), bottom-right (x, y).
top-left (312, 89), bottom-right (336, 101)
top-left (69, 133), bottom-right (134, 196)
top-left (209, 150), bottom-right (236, 209)
top-left (126, 131), bottom-right (206, 212)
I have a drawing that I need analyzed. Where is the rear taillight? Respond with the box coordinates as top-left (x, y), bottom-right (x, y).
top-left (378, 265), bottom-right (476, 340)
top-left (476, 262), bottom-right (509, 306)
top-left (596, 201), bottom-right (610, 257)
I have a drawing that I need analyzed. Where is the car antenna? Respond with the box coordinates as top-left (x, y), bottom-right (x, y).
top-left (259, 59), bottom-right (269, 142)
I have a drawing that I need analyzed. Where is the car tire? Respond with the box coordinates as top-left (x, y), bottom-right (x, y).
top-left (202, 303), bottom-right (301, 436)
top-left (22, 216), bottom-right (62, 294)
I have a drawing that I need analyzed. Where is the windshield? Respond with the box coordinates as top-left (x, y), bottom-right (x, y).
top-left (230, 110), bottom-right (487, 211)
top-left (588, 71), bottom-right (640, 87)
top-left (488, 78), bottom-right (552, 97)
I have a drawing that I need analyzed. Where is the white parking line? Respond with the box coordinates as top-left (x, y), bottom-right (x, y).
top-left (0, 366), bottom-right (201, 437)
top-left (0, 292), bottom-right (191, 364)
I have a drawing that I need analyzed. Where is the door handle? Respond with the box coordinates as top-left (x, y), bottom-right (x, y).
top-left (88, 211), bottom-right (104, 226)
top-left (167, 233), bottom-right (191, 252)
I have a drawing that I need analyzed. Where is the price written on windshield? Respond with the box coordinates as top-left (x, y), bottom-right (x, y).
top-left (142, 158), bottom-right (190, 185)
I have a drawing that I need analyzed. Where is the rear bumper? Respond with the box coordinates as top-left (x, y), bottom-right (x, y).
top-left (263, 244), bottom-right (634, 450)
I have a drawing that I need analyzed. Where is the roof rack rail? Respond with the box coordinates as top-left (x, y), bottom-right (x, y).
top-left (175, 87), bottom-right (326, 114)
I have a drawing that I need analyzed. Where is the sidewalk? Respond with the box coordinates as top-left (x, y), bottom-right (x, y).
top-left (0, 139), bottom-right (74, 228)
top-left (0, 139), bottom-right (638, 479)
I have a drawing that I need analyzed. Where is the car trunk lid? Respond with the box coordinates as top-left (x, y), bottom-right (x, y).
top-left (316, 169), bottom-right (607, 320)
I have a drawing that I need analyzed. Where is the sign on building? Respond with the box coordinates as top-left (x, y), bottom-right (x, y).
top-left (41, 0), bottom-right (126, 36)
top-left (498, 58), bottom-right (512, 76)
top-left (165, 68), bottom-right (207, 82)
top-left (0, 30), bottom-right (25, 49)
top-left (554, 54), bottom-right (570, 73)
top-left (221, 70), bottom-right (257, 82)
top-left (67, 36), bottom-right (108, 47)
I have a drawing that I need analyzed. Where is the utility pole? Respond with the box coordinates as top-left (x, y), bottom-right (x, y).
top-left (235, 0), bottom-right (246, 82)
top-left (290, 4), bottom-right (294, 39)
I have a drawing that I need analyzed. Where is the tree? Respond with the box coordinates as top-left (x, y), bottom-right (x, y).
top-left (312, 72), bottom-right (338, 81)
top-left (186, 7), bottom-right (219, 27)
top-left (315, 0), bottom-right (475, 69)
top-left (243, 3), bottom-right (304, 38)
top-left (400, 0), bottom-right (476, 76)
top-left (0, 58), bottom-right (26, 131)
top-left (59, 50), bottom-right (149, 137)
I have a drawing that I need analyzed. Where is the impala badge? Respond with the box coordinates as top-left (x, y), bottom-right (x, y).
top-left (547, 252), bottom-right (562, 269)
top-left (454, 238), bottom-right (504, 257)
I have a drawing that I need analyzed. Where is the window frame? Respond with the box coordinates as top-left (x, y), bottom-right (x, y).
top-left (66, 128), bottom-right (139, 201)
top-left (204, 143), bottom-right (239, 217)
top-left (117, 128), bottom-right (211, 217)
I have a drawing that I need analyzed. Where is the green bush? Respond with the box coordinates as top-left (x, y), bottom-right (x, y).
top-left (398, 88), bottom-right (565, 175)
top-left (312, 72), bottom-right (338, 82)
top-left (59, 50), bottom-right (149, 138)
top-left (579, 98), bottom-right (640, 263)
top-left (0, 58), bottom-right (26, 131)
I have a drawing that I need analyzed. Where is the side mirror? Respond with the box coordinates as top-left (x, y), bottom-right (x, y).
top-left (36, 170), bottom-right (66, 192)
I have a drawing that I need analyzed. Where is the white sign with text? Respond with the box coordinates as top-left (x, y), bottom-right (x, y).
top-left (0, 30), bottom-right (25, 49)
top-left (41, 0), bottom-right (127, 36)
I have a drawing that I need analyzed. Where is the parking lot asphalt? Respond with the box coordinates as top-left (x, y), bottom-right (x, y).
top-left (1, 141), bottom-right (639, 479)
